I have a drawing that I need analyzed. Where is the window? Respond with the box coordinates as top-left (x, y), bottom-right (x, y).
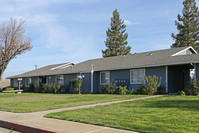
top-left (25, 78), bottom-right (31, 87)
top-left (100, 71), bottom-right (110, 85)
top-left (56, 75), bottom-right (64, 85)
top-left (13, 79), bottom-right (18, 87)
top-left (130, 69), bottom-right (145, 84)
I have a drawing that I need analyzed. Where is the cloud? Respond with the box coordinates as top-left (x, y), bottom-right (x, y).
top-left (124, 20), bottom-right (138, 25)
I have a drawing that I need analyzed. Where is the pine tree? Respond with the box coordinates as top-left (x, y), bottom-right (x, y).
top-left (171, 0), bottom-right (199, 52)
top-left (102, 9), bottom-right (131, 58)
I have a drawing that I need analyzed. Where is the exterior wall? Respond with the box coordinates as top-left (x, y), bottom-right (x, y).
top-left (196, 63), bottom-right (199, 80)
top-left (96, 66), bottom-right (166, 93)
top-left (93, 72), bottom-right (100, 93)
top-left (145, 66), bottom-right (166, 88)
top-left (82, 73), bottom-right (91, 93)
top-left (31, 77), bottom-right (38, 84)
top-left (10, 79), bottom-right (15, 88)
top-left (64, 74), bottom-right (76, 93)
top-left (47, 76), bottom-right (56, 83)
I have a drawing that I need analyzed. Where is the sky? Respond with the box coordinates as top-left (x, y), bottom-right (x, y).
top-left (0, 0), bottom-right (196, 78)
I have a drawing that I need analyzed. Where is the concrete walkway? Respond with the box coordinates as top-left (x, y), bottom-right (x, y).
top-left (0, 95), bottom-right (163, 133)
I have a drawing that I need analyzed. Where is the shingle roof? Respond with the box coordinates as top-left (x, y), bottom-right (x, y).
top-left (8, 46), bottom-right (199, 79)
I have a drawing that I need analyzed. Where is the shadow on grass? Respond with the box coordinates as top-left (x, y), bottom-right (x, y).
top-left (142, 99), bottom-right (199, 111)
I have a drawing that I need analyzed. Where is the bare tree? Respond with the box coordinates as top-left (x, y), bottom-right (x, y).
top-left (0, 18), bottom-right (32, 80)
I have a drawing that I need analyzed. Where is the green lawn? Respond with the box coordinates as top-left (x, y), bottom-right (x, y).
top-left (0, 93), bottom-right (145, 113)
top-left (45, 96), bottom-right (199, 133)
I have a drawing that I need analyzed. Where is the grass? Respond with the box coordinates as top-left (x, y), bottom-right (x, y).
top-left (45, 96), bottom-right (199, 133)
top-left (0, 93), bottom-right (145, 113)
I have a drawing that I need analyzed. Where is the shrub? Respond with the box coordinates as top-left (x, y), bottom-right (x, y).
top-left (156, 86), bottom-right (166, 94)
top-left (40, 82), bottom-right (62, 93)
top-left (178, 91), bottom-right (185, 96)
top-left (26, 83), bottom-right (39, 92)
top-left (0, 88), bottom-right (3, 92)
top-left (137, 75), bottom-right (161, 95)
top-left (5, 88), bottom-right (15, 91)
top-left (20, 84), bottom-right (24, 90)
top-left (52, 82), bottom-right (62, 93)
top-left (127, 89), bottom-right (134, 94)
top-left (103, 82), bottom-right (117, 94)
top-left (64, 81), bottom-right (71, 93)
top-left (136, 85), bottom-right (145, 94)
top-left (119, 86), bottom-right (128, 95)
top-left (41, 84), bottom-right (50, 93)
top-left (26, 83), bottom-right (35, 92)
top-left (185, 80), bottom-right (199, 95)
top-left (71, 78), bottom-right (82, 93)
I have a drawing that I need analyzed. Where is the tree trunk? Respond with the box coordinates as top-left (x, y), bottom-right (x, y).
top-left (0, 70), bottom-right (4, 81)
top-left (0, 67), bottom-right (6, 81)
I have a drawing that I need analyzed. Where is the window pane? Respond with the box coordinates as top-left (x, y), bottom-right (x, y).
top-left (138, 70), bottom-right (144, 82)
top-left (105, 72), bottom-right (109, 83)
top-left (132, 71), bottom-right (138, 83)
top-left (101, 73), bottom-right (105, 84)
top-left (131, 69), bottom-right (144, 83)
top-left (101, 72), bottom-right (109, 84)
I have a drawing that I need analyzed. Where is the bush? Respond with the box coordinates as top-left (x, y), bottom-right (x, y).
top-left (64, 81), bottom-right (71, 93)
top-left (26, 83), bottom-right (35, 92)
top-left (52, 82), bottom-right (62, 93)
top-left (136, 85), bottom-right (145, 94)
top-left (20, 84), bottom-right (24, 90)
top-left (71, 78), bottom-right (82, 93)
top-left (156, 86), bottom-right (166, 94)
top-left (5, 88), bottom-right (15, 91)
top-left (185, 80), bottom-right (199, 95)
top-left (178, 91), bottom-right (185, 96)
top-left (103, 82), bottom-right (117, 94)
top-left (0, 88), bottom-right (3, 92)
top-left (40, 82), bottom-right (62, 93)
top-left (119, 86), bottom-right (128, 95)
top-left (26, 83), bottom-right (39, 92)
top-left (136, 75), bottom-right (161, 95)
top-left (127, 89), bottom-right (134, 94)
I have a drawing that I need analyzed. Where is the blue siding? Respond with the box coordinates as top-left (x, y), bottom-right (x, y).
top-left (93, 72), bottom-right (100, 93)
top-left (146, 66), bottom-right (166, 87)
top-left (11, 79), bottom-right (14, 88)
top-left (96, 67), bottom-right (166, 93)
top-left (48, 76), bottom-right (56, 83)
top-left (82, 73), bottom-right (91, 93)
top-left (31, 77), bottom-right (38, 84)
top-left (196, 63), bottom-right (199, 80)
top-left (64, 74), bottom-right (76, 93)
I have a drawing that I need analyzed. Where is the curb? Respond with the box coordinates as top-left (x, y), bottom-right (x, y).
top-left (0, 120), bottom-right (65, 133)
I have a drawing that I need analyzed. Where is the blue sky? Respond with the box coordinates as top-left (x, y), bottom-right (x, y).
top-left (0, 0), bottom-right (195, 78)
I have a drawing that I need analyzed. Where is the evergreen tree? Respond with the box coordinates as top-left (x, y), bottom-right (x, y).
top-left (171, 0), bottom-right (199, 52)
top-left (102, 9), bottom-right (131, 58)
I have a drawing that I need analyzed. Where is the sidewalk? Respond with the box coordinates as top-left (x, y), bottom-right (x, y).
top-left (0, 95), bottom-right (163, 133)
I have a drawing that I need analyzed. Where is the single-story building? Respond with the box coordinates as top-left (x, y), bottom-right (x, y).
top-left (8, 46), bottom-right (199, 93)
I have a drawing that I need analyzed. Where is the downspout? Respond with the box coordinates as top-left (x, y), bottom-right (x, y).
top-left (91, 64), bottom-right (94, 93)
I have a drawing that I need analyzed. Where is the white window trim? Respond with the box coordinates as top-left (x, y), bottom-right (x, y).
top-left (100, 71), bottom-right (110, 85)
top-left (25, 78), bottom-right (31, 87)
top-left (130, 69), bottom-right (145, 84)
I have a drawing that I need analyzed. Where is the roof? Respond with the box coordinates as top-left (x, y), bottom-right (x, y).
top-left (8, 46), bottom-right (199, 79)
